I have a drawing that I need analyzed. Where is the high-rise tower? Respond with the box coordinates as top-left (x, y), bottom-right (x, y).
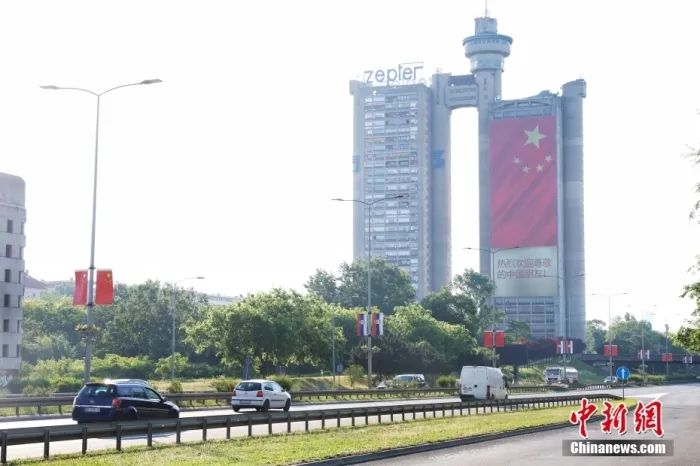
top-left (347, 11), bottom-right (586, 339)
top-left (463, 13), bottom-right (512, 278)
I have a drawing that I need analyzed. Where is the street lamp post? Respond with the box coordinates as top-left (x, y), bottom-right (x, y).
top-left (171, 276), bottom-right (205, 383)
top-left (544, 273), bottom-right (584, 384)
top-left (663, 313), bottom-right (681, 376)
top-left (332, 195), bottom-right (404, 388)
top-left (630, 304), bottom-right (656, 383)
top-left (40, 79), bottom-right (162, 383)
top-left (590, 292), bottom-right (627, 381)
top-left (463, 246), bottom-right (520, 367)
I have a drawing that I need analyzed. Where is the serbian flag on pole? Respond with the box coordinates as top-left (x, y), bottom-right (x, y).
top-left (356, 313), bottom-right (368, 337)
top-left (371, 313), bottom-right (384, 336)
top-left (73, 270), bottom-right (88, 306)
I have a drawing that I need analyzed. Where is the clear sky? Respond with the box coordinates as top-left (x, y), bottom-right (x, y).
top-left (1, 0), bottom-right (698, 332)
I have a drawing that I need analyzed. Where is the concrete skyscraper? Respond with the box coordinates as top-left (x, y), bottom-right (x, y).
top-left (349, 11), bottom-right (587, 339)
top-left (0, 172), bottom-right (26, 382)
top-left (349, 67), bottom-right (479, 299)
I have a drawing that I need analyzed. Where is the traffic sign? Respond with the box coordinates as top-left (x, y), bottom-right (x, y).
top-left (616, 365), bottom-right (630, 381)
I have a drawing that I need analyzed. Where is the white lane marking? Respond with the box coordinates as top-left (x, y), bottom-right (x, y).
top-left (630, 392), bottom-right (668, 401)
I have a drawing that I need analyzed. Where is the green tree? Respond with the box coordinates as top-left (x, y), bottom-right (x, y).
top-left (505, 320), bottom-right (531, 343)
top-left (186, 289), bottom-right (344, 374)
top-left (305, 257), bottom-right (415, 315)
top-left (452, 268), bottom-right (504, 332)
top-left (676, 139), bottom-right (700, 351)
top-left (370, 304), bottom-right (479, 375)
top-left (586, 319), bottom-right (607, 353)
top-left (22, 295), bottom-right (89, 363)
top-left (420, 286), bottom-right (478, 328)
top-left (101, 280), bottom-right (207, 361)
top-left (610, 313), bottom-right (685, 355)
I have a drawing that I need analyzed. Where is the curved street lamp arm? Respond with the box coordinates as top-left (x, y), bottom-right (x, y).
top-left (40, 86), bottom-right (98, 96)
top-left (99, 82), bottom-right (148, 97)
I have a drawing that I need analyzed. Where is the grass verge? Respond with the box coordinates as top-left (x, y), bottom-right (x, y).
top-left (14, 397), bottom-right (637, 465)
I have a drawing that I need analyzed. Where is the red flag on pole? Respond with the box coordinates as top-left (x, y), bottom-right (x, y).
top-left (611, 345), bottom-right (618, 357)
top-left (484, 331), bottom-right (494, 348)
top-left (73, 270), bottom-right (88, 306)
top-left (95, 270), bottom-right (114, 305)
top-left (495, 330), bottom-right (505, 348)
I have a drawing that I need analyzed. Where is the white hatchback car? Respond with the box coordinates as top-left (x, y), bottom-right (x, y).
top-left (231, 379), bottom-right (291, 412)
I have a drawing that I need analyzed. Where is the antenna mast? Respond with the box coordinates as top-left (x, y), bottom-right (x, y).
top-left (485, 0), bottom-right (489, 17)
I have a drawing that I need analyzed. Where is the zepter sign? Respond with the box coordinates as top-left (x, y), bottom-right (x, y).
top-left (363, 63), bottom-right (428, 86)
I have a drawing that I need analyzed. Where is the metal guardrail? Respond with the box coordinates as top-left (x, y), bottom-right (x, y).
top-left (0, 386), bottom-right (566, 416)
top-left (0, 393), bottom-right (621, 463)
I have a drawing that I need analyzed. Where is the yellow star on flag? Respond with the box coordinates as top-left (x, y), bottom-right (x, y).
top-left (524, 125), bottom-right (547, 149)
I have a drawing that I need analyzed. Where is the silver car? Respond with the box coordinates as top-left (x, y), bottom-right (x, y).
top-left (230, 379), bottom-right (291, 412)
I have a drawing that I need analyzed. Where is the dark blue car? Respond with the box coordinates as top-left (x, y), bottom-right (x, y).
top-left (71, 380), bottom-right (180, 423)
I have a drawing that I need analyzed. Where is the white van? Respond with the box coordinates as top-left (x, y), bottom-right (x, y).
top-left (459, 366), bottom-right (508, 401)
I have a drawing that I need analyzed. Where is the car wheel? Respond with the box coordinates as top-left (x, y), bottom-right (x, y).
top-left (261, 400), bottom-right (270, 413)
top-left (232, 407), bottom-right (240, 412)
top-left (255, 407), bottom-right (261, 412)
top-left (283, 399), bottom-right (291, 412)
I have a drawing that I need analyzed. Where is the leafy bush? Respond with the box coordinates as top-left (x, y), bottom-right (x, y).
top-left (269, 375), bottom-right (292, 391)
top-left (210, 378), bottom-right (239, 392)
top-left (7, 378), bottom-right (24, 394)
top-left (22, 385), bottom-right (51, 396)
top-left (167, 381), bottom-right (183, 393)
top-left (154, 353), bottom-right (189, 379)
top-left (436, 375), bottom-right (457, 388)
top-left (343, 365), bottom-right (365, 387)
top-left (666, 373), bottom-right (697, 381)
top-left (49, 376), bottom-right (83, 393)
top-left (92, 354), bottom-right (155, 379)
top-left (181, 362), bottom-right (228, 379)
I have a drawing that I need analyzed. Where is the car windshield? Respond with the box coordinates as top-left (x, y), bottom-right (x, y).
top-left (235, 382), bottom-right (262, 391)
top-left (395, 376), bottom-right (414, 382)
top-left (78, 384), bottom-right (117, 398)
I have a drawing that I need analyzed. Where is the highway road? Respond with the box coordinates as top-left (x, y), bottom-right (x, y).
top-left (371, 383), bottom-right (700, 465)
top-left (0, 385), bottom-right (678, 461)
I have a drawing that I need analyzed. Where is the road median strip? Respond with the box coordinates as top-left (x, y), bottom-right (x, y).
top-left (12, 396), bottom-right (635, 465)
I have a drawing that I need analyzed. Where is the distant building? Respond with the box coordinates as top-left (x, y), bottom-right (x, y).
top-left (0, 172), bottom-right (26, 380)
top-left (207, 294), bottom-right (242, 306)
top-left (23, 274), bottom-right (49, 299)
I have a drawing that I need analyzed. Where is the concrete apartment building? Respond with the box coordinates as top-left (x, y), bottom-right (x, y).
top-left (348, 11), bottom-right (587, 339)
top-left (0, 173), bottom-right (26, 377)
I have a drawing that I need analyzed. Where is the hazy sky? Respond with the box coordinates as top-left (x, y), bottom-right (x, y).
top-left (1, 1), bottom-right (698, 332)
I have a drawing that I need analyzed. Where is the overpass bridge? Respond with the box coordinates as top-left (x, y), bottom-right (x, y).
top-left (578, 353), bottom-right (699, 366)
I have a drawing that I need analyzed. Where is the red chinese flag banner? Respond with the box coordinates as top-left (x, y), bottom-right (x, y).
top-left (495, 330), bottom-right (505, 348)
top-left (489, 116), bottom-right (558, 248)
top-left (73, 270), bottom-right (88, 306)
top-left (94, 269), bottom-right (114, 305)
top-left (603, 344), bottom-right (618, 356)
top-left (483, 331), bottom-right (494, 348)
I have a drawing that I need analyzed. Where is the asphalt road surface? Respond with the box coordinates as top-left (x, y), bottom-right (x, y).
top-left (371, 384), bottom-right (700, 465)
top-left (0, 385), bottom-right (679, 461)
